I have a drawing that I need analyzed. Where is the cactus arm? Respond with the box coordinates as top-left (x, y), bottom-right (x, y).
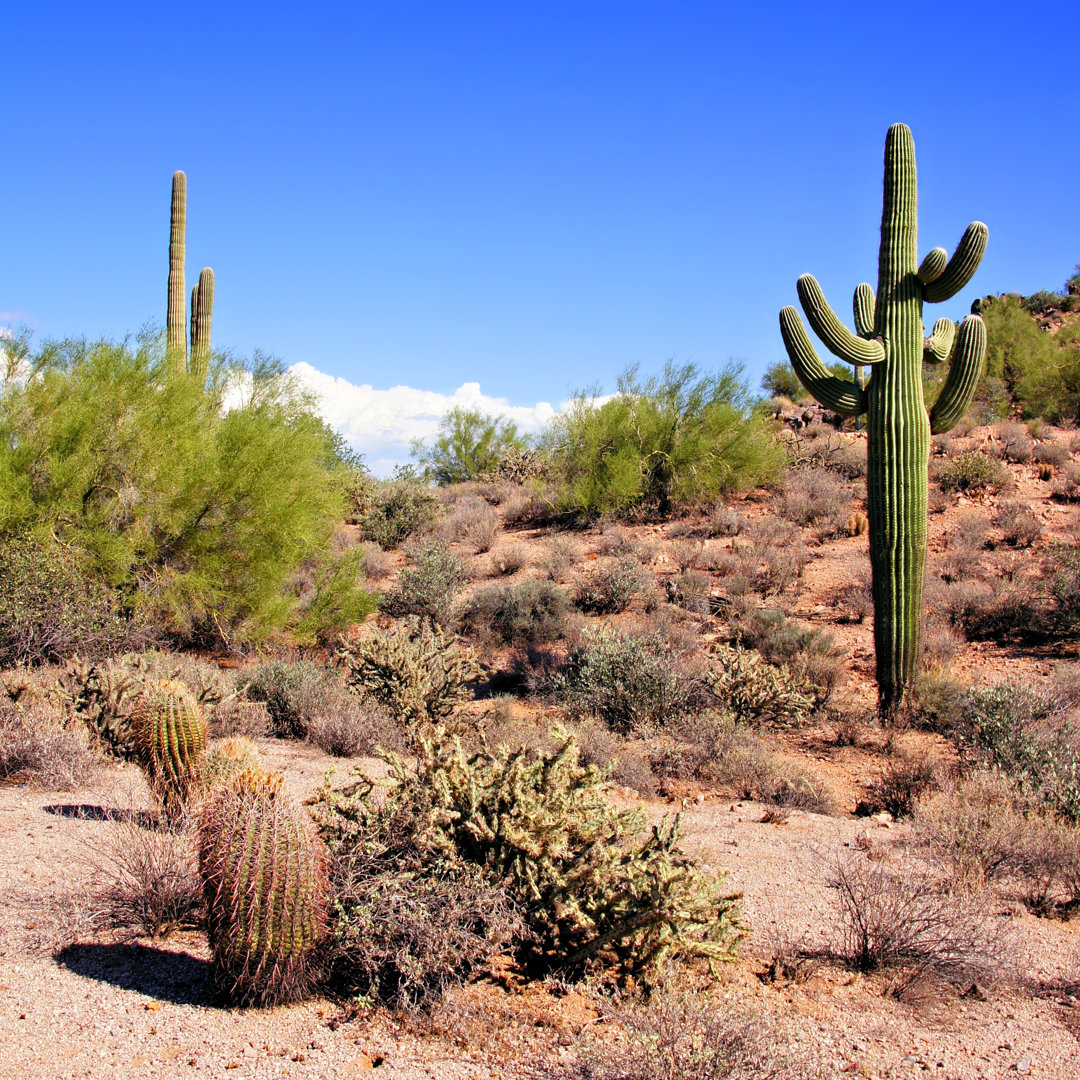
top-left (917, 247), bottom-right (948, 284)
top-left (923, 317), bottom-right (956, 364)
top-left (779, 306), bottom-right (867, 416)
top-left (923, 222), bottom-right (989, 303)
top-left (797, 275), bottom-right (885, 366)
top-left (189, 267), bottom-right (214, 384)
top-left (166, 171), bottom-right (187, 378)
top-left (853, 283), bottom-right (876, 337)
top-left (928, 314), bottom-right (986, 434)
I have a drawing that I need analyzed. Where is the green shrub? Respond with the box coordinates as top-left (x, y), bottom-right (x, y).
top-left (291, 546), bottom-right (378, 647)
top-left (1023, 290), bottom-right (1064, 315)
top-left (380, 540), bottom-right (465, 628)
top-left (339, 616), bottom-right (481, 726)
top-left (0, 532), bottom-right (141, 666)
top-left (359, 478), bottom-right (438, 549)
top-left (759, 360), bottom-right (807, 402)
top-left (460, 580), bottom-right (571, 645)
top-left (312, 725), bottom-right (743, 983)
top-left (556, 626), bottom-right (708, 735)
top-left (410, 406), bottom-right (530, 486)
top-left (541, 361), bottom-right (784, 520)
top-left (0, 336), bottom-right (359, 647)
top-left (935, 450), bottom-right (1011, 494)
top-left (574, 555), bottom-right (652, 614)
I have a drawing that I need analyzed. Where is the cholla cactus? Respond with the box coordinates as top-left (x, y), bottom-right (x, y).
top-left (199, 769), bottom-right (329, 1006)
top-left (358, 725), bottom-right (743, 977)
top-left (339, 616), bottom-right (481, 726)
top-left (56, 656), bottom-right (142, 759)
top-left (708, 643), bottom-right (813, 726)
top-left (131, 679), bottom-right (208, 817)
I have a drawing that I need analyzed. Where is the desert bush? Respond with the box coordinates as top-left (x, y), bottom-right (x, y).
top-left (358, 543), bottom-right (394, 581)
top-left (707, 643), bottom-right (813, 726)
top-left (380, 540), bottom-right (465, 628)
top-left (736, 519), bottom-right (809, 596)
top-left (490, 545), bottom-right (527, 575)
top-left (776, 468), bottom-right (851, 540)
top-left (991, 421), bottom-right (1034, 464)
top-left (556, 626), bottom-right (709, 735)
top-left (0, 533), bottom-right (144, 667)
top-left (306, 699), bottom-right (403, 758)
top-left (359, 478), bottom-right (439, 549)
top-left (1046, 542), bottom-right (1080, 634)
top-left (993, 502), bottom-right (1041, 547)
top-left (540, 533), bottom-right (578, 582)
top-left (0, 337), bottom-right (363, 647)
top-left (541, 361), bottom-right (783, 520)
top-left (830, 572), bottom-right (873, 624)
top-left (339, 617), bottom-right (481, 726)
top-left (827, 848), bottom-right (1007, 996)
top-left (444, 496), bottom-right (500, 554)
top-left (1034, 440), bottom-right (1069, 468)
top-left (313, 724), bottom-right (743, 984)
top-left (411, 406), bottom-right (529, 486)
top-left (1052, 463), bottom-right (1080, 502)
top-left (934, 450), bottom-right (1011, 494)
top-left (0, 698), bottom-right (101, 789)
top-left (244, 659), bottom-right (347, 739)
top-left (941, 576), bottom-right (1043, 641)
top-left (460, 580), bottom-right (572, 645)
top-left (704, 504), bottom-right (748, 537)
top-left (668, 568), bottom-right (713, 614)
top-left (872, 746), bottom-right (937, 818)
top-left (568, 988), bottom-right (824, 1080)
top-left (91, 814), bottom-right (202, 938)
top-left (574, 555), bottom-right (652, 614)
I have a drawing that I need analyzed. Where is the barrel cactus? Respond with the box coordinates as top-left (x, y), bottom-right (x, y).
top-left (198, 769), bottom-right (329, 1006)
top-left (199, 735), bottom-right (263, 792)
top-left (131, 678), bottom-right (208, 817)
top-left (779, 123), bottom-right (987, 713)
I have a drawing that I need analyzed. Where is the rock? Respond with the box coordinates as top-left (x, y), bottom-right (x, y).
top-left (1014, 1058), bottom-right (1032, 1075)
top-left (346, 1053), bottom-right (375, 1072)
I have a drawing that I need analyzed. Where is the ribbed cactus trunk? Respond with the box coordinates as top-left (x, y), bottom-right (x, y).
top-left (189, 267), bottom-right (214, 384)
top-left (867, 126), bottom-right (929, 709)
top-left (779, 124), bottom-right (988, 715)
top-left (166, 171), bottom-right (187, 378)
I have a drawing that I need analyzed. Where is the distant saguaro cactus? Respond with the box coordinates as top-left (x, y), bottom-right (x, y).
top-left (166, 170), bottom-right (214, 384)
top-left (779, 124), bottom-right (987, 713)
top-left (199, 769), bottom-right (329, 1006)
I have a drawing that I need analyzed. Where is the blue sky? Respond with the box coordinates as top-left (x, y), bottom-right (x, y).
top-left (3, 3), bottom-right (1077, 470)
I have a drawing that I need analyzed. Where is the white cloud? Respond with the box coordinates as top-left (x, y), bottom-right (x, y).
top-left (288, 362), bottom-right (561, 475)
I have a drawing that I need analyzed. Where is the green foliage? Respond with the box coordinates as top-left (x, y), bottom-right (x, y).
top-left (0, 532), bottom-right (140, 666)
top-left (759, 360), bottom-right (806, 401)
top-left (380, 539), bottom-right (465, 628)
top-left (556, 627), bottom-right (708, 735)
top-left (339, 616), bottom-right (481, 726)
top-left (542, 361), bottom-right (783, 520)
top-left (312, 725), bottom-right (742, 981)
top-left (357, 477), bottom-right (439, 549)
top-left (411, 405), bottom-right (529, 485)
top-left (0, 336), bottom-right (361, 647)
top-left (460, 580), bottom-right (571, 645)
top-left (199, 769), bottom-right (329, 1006)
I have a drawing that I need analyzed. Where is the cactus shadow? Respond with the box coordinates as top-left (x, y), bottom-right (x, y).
top-left (55, 942), bottom-right (217, 1007)
top-left (43, 804), bottom-right (158, 829)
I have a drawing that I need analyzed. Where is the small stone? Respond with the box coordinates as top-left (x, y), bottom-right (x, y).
top-left (347, 1052), bottom-right (375, 1072)
top-left (144, 1001), bottom-right (161, 1011)
top-left (1015, 1058), bottom-right (1032, 1075)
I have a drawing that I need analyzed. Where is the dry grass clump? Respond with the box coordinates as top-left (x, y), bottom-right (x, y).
top-left (870, 745), bottom-right (938, 818)
top-left (827, 846), bottom-right (1009, 997)
top-left (775, 467), bottom-right (852, 540)
top-left (444, 496), bottom-right (501, 554)
top-left (541, 534), bottom-right (579, 582)
top-left (829, 567), bottom-right (872, 624)
top-left (1034, 439), bottom-right (1069, 468)
top-left (0, 697), bottom-right (101, 789)
top-left (992, 501), bottom-right (1042, 547)
top-left (564, 986), bottom-right (829, 1080)
top-left (358, 542), bottom-right (394, 581)
top-left (574, 555), bottom-right (653, 614)
top-left (734, 519), bottom-right (809, 597)
top-left (991, 421), bottom-right (1034, 464)
top-left (490, 545), bottom-right (528, 575)
top-left (90, 813), bottom-right (203, 938)
top-left (1051, 463), bottom-right (1080, 502)
top-left (306, 698), bottom-right (404, 757)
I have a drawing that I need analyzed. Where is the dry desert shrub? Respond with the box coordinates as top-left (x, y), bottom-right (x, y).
top-left (775, 467), bottom-right (852, 541)
top-left (933, 449), bottom-right (1012, 495)
top-left (359, 543), bottom-right (394, 581)
top-left (1034, 439), bottom-right (1069, 468)
top-left (829, 568), bottom-right (872, 624)
top-left (992, 501), bottom-right (1042, 547)
top-left (991, 421), bottom-right (1034, 464)
top-left (562, 987), bottom-right (832, 1080)
top-left (574, 555), bottom-right (653, 614)
top-left (0, 697), bottom-right (102, 789)
top-left (460, 580), bottom-right (573, 645)
top-left (871, 745), bottom-right (938, 818)
top-left (490, 545), bottom-right (528, 575)
top-left (541, 533), bottom-right (579, 582)
top-left (668, 568), bottom-right (713, 614)
top-left (444, 496), bottom-right (500, 554)
top-left (1051, 463), bottom-right (1080, 502)
top-left (306, 698), bottom-right (403, 757)
top-left (827, 846), bottom-right (1009, 997)
top-left (380, 539), bottom-right (466, 628)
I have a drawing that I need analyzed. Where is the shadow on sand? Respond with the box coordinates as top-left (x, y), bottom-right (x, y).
top-left (43, 804), bottom-right (158, 828)
top-left (55, 942), bottom-right (217, 1007)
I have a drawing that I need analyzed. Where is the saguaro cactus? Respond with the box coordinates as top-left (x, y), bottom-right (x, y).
top-left (166, 170), bottom-right (214, 383)
top-left (199, 769), bottom-right (329, 1006)
top-left (779, 124), bottom-right (987, 713)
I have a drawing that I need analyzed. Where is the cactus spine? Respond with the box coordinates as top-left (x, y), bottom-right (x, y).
top-left (132, 678), bottom-right (208, 817)
top-left (779, 124), bottom-right (987, 713)
top-left (166, 170), bottom-right (214, 384)
top-left (199, 770), bottom-right (329, 1006)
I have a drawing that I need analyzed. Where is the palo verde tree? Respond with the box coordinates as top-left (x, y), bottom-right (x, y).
top-left (779, 123), bottom-right (988, 713)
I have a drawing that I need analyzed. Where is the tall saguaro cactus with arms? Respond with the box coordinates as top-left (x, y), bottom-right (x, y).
top-left (779, 123), bottom-right (987, 713)
top-left (166, 170), bottom-right (215, 384)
